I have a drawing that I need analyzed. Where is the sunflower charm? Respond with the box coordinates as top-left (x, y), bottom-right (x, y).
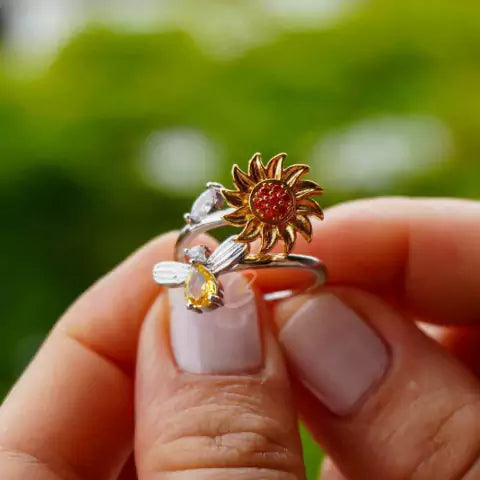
top-left (222, 153), bottom-right (324, 259)
top-left (153, 152), bottom-right (328, 312)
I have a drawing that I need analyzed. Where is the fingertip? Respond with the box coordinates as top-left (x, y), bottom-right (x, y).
top-left (274, 293), bottom-right (312, 331)
top-left (135, 275), bottom-right (305, 479)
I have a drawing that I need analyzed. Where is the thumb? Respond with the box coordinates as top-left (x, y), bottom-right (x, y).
top-left (135, 273), bottom-right (305, 480)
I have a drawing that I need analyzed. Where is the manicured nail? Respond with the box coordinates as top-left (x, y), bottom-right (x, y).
top-left (321, 458), bottom-right (347, 480)
top-left (278, 294), bottom-right (389, 415)
top-left (169, 273), bottom-right (262, 374)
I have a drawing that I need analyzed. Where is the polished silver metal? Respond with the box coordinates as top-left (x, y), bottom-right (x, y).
top-left (154, 236), bottom-right (248, 284)
top-left (153, 261), bottom-right (191, 288)
top-left (232, 253), bottom-right (326, 301)
top-left (154, 183), bottom-right (327, 312)
top-left (176, 182), bottom-right (233, 259)
top-left (155, 231), bottom-right (326, 312)
top-left (175, 206), bottom-right (326, 292)
top-left (153, 236), bottom-right (249, 312)
top-left (176, 206), bottom-right (235, 261)
top-left (155, 250), bottom-right (325, 313)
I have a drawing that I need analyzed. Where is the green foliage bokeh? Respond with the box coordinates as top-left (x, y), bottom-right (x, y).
top-left (1, 1), bottom-right (480, 477)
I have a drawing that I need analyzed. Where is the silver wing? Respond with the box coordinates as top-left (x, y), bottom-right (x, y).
top-left (153, 261), bottom-right (190, 287)
top-left (206, 235), bottom-right (248, 275)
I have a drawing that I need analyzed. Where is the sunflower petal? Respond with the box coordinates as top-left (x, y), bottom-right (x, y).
top-left (297, 198), bottom-right (324, 219)
top-left (248, 153), bottom-right (267, 182)
top-left (236, 218), bottom-right (262, 243)
top-left (223, 206), bottom-right (250, 226)
top-left (290, 214), bottom-right (312, 242)
top-left (222, 188), bottom-right (246, 207)
top-left (278, 224), bottom-right (296, 254)
top-left (232, 165), bottom-right (255, 192)
top-left (295, 180), bottom-right (324, 199)
top-left (284, 164), bottom-right (310, 187)
top-left (266, 153), bottom-right (286, 179)
top-left (260, 225), bottom-right (278, 254)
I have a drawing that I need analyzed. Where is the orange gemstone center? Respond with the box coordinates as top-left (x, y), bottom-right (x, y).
top-left (250, 180), bottom-right (295, 224)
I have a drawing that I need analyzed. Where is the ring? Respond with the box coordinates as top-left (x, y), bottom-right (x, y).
top-left (153, 152), bottom-right (327, 312)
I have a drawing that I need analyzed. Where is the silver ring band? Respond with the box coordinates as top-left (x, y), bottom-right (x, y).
top-left (153, 151), bottom-right (328, 314)
top-left (155, 234), bottom-right (326, 312)
top-left (175, 207), bottom-right (235, 262)
top-left (231, 253), bottom-right (326, 301)
top-left (175, 202), bottom-right (326, 302)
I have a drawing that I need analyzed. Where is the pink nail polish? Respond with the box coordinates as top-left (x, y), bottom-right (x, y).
top-left (279, 294), bottom-right (389, 415)
top-left (169, 273), bottom-right (262, 374)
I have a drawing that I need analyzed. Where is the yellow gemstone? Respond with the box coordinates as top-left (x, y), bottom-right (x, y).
top-left (184, 264), bottom-right (218, 308)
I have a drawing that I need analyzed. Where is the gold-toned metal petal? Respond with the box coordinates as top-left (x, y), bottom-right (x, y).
top-left (278, 224), bottom-right (296, 254)
top-left (290, 214), bottom-right (312, 242)
top-left (223, 206), bottom-right (250, 226)
top-left (222, 188), bottom-right (247, 207)
top-left (232, 164), bottom-right (255, 192)
top-left (266, 153), bottom-right (286, 179)
top-left (297, 198), bottom-right (324, 219)
top-left (294, 180), bottom-right (324, 199)
top-left (248, 153), bottom-right (267, 182)
top-left (260, 225), bottom-right (278, 254)
top-left (284, 164), bottom-right (309, 187)
top-left (236, 218), bottom-right (263, 243)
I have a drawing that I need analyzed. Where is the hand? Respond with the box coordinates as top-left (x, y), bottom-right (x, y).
top-left (0, 198), bottom-right (479, 480)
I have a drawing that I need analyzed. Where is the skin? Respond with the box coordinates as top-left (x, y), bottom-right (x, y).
top-left (0, 197), bottom-right (479, 479)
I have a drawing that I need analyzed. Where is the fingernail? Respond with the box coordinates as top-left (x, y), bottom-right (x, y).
top-left (321, 458), bottom-right (348, 480)
top-left (169, 273), bottom-right (262, 374)
top-left (278, 294), bottom-right (389, 415)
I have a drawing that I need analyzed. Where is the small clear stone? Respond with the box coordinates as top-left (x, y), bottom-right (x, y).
top-left (185, 245), bottom-right (210, 263)
top-left (190, 188), bottom-right (224, 223)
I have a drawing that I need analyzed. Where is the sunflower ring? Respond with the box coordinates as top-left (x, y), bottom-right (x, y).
top-left (223, 152), bottom-right (324, 257)
top-left (154, 153), bottom-right (327, 312)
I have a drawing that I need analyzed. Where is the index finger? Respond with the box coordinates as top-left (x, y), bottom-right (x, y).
top-left (259, 197), bottom-right (480, 324)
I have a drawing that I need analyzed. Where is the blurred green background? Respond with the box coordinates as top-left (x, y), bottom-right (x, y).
top-left (1, 0), bottom-right (480, 477)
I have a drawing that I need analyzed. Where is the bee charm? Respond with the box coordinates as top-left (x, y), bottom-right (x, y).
top-left (153, 236), bottom-right (248, 313)
top-left (152, 153), bottom-right (327, 313)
